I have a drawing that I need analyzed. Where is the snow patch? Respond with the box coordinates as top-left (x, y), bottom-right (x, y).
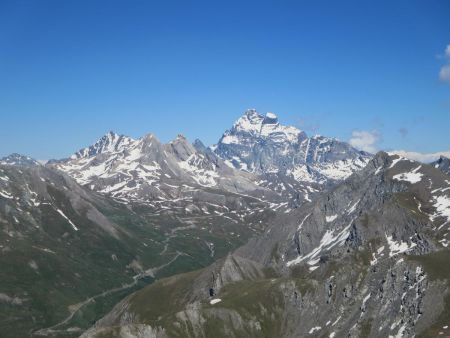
top-left (210, 298), bottom-right (222, 305)
top-left (431, 195), bottom-right (450, 225)
top-left (221, 134), bottom-right (240, 145)
top-left (347, 199), bottom-right (360, 214)
top-left (55, 209), bottom-right (79, 231)
top-left (287, 219), bottom-right (354, 266)
top-left (326, 214), bottom-right (338, 222)
top-left (316, 157), bottom-right (369, 181)
top-left (308, 326), bottom-right (321, 334)
top-left (386, 234), bottom-right (416, 257)
top-left (297, 214), bottom-right (311, 231)
top-left (393, 166), bottom-right (423, 184)
top-left (388, 155), bottom-right (407, 169)
top-left (0, 190), bottom-right (13, 199)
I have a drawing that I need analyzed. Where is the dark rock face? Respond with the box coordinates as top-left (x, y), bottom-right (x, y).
top-left (432, 155), bottom-right (450, 176)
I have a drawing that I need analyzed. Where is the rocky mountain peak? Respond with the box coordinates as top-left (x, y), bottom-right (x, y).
top-left (369, 150), bottom-right (391, 168)
top-left (432, 154), bottom-right (450, 175)
top-left (244, 108), bottom-right (259, 117)
top-left (223, 109), bottom-right (303, 144)
top-left (141, 132), bottom-right (158, 143)
top-left (232, 109), bottom-right (265, 134)
top-left (213, 109), bottom-right (371, 185)
top-left (72, 131), bottom-right (134, 159)
top-left (0, 153), bottom-right (40, 166)
top-left (97, 130), bottom-right (120, 145)
top-left (435, 155), bottom-right (450, 164)
top-left (171, 134), bottom-right (189, 143)
top-left (166, 135), bottom-right (196, 161)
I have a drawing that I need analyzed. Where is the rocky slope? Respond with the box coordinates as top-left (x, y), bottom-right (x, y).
top-left (0, 157), bottom-right (275, 338)
top-left (84, 152), bottom-right (450, 338)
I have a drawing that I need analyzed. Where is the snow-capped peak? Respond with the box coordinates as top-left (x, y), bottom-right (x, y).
top-left (232, 109), bottom-right (266, 134)
top-left (227, 109), bottom-right (303, 143)
top-left (72, 132), bottom-right (135, 159)
top-left (213, 109), bottom-right (372, 185)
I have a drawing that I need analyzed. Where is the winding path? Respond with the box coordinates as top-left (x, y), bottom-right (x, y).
top-left (32, 252), bottom-right (183, 336)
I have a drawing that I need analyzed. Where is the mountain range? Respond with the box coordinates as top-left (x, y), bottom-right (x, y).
top-left (82, 152), bottom-right (450, 338)
top-left (49, 109), bottom-right (371, 207)
top-left (0, 109), bottom-right (449, 338)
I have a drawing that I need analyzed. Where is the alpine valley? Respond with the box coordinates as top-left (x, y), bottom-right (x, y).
top-left (1, 110), bottom-right (449, 338)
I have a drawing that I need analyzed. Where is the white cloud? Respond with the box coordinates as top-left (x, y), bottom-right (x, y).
top-left (349, 130), bottom-right (379, 153)
top-left (439, 44), bottom-right (450, 84)
top-left (390, 150), bottom-right (450, 163)
top-left (439, 65), bottom-right (450, 84)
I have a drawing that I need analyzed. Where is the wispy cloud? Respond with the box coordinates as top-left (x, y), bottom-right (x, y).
top-left (390, 150), bottom-right (450, 163)
top-left (439, 44), bottom-right (450, 84)
top-left (349, 130), bottom-right (380, 153)
top-left (440, 65), bottom-right (450, 84)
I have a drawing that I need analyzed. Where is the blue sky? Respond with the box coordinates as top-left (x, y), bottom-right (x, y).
top-left (0, 0), bottom-right (449, 160)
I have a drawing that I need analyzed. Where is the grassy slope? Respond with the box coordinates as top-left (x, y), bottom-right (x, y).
top-left (0, 181), bottom-right (274, 337)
